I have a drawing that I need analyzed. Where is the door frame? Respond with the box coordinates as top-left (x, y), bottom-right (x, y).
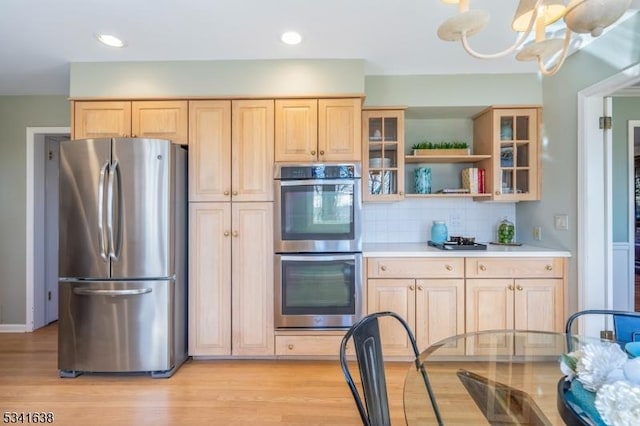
top-left (25, 126), bottom-right (70, 332)
top-left (578, 64), bottom-right (640, 329)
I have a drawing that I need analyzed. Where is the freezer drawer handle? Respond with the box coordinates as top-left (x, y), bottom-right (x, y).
top-left (72, 288), bottom-right (153, 297)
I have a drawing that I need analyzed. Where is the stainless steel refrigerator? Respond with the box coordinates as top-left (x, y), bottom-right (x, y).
top-left (57, 138), bottom-right (188, 378)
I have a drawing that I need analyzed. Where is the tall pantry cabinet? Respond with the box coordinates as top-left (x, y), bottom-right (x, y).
top-left (188, 100), bottom-right (275, 357)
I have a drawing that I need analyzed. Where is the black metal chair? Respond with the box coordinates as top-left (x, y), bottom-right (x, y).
top-left (565, 309), bottom-right (640, 351)
top-left (339, 311), bottom-right (443, 426)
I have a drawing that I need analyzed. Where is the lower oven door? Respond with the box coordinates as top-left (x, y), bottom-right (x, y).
top-left (275, 253), bottom-right (363, 329)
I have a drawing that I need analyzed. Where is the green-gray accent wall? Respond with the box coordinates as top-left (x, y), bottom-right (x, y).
top-left (612, 97), bottom-right (640, 242)
top-left (0, 96), bottom-right (69, 324)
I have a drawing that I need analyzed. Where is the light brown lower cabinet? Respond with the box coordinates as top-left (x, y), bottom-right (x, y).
top-left (464, 257), bottom-right (566, 356)
top-left (366, 258), bottom-right (465, 357)
top-left (188, 202), bottom-right (274, 357)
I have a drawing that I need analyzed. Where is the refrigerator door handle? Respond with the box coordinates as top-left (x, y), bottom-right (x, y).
top-left (97, 161), bottom-right (109, 261)
top-left (107, 160), bottom-right (122, 261)
top-left (72, 288), bottom-right (153, 297)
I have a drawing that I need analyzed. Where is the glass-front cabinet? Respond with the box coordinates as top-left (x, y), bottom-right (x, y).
top-left (362, 107), bottom-right (406, 201)
top-left (473, 106), bottom-right (540, 201)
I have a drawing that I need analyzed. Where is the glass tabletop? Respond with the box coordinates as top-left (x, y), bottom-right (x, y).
top-left (404, 330), bottom-right (591, 425)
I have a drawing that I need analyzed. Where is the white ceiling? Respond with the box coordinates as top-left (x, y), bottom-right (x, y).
top-left (1, 0), bottom-right (639, 96)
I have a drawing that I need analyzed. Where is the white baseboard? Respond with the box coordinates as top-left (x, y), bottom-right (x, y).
top-left (0, 324), bottom-right (28, 333)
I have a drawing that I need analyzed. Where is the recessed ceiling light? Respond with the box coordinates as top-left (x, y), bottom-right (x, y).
top-left (96, 34), bottom-right (126, 48)
top-left (281, 31), bottom-right (302, 45)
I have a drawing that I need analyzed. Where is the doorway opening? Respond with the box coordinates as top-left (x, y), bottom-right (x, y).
top-left (26, 127), bottom-right (70, 331)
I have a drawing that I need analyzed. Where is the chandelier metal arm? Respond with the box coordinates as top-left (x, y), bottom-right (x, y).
top-left (458, 0), bottom-right (542, 60)
top-left (460, 29), bottom-right (530, 60)
top-left (536, 29), bottom-right (573, 76)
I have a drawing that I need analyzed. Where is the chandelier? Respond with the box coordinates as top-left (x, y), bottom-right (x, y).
top-left (437, 0), bottom-right (633, 76)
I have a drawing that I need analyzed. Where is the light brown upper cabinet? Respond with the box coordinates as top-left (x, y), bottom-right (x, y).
top-left (275, 98), bottom-right (362, 162)
top-left (473, 106), bottom-right (541, 201)
top-left (188, 100), bottom-right (274, 202)
top-left (72, 100), bottom-right (189, 145)
top-left (188, 100), bottom-right (232, 202)
top-left (362, 107), bottom-right (405, 202)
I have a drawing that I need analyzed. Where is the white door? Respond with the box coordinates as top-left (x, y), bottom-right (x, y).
top-left (45, 136), bottom-right (60, 324)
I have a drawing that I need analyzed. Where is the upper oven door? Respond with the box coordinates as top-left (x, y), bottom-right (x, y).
top-left (275, 178), bottom-right (362, 253)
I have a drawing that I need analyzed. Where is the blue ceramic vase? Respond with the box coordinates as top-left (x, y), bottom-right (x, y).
top-left (414, 167), bottom-right (432, 194)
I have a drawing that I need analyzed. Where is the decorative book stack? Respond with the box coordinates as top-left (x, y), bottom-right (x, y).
top-left (461, 168), bottom-right (485, 194)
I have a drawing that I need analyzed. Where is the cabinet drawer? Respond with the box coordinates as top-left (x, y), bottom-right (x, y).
top-left (367, 258), bottom-right (464, 278)
top-left (465, 257), bottom-right (564, 278)
top-left (275, 335), bottom-right (349, 356)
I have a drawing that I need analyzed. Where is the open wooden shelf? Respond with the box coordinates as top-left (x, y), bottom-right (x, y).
top-left (405, 154), bottom-right (491, 164)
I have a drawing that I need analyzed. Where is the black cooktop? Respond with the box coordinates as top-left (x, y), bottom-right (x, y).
top-left (428, 241), bottom-right (488, 251)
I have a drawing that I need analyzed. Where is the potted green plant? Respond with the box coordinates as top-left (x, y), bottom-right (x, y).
top-left (412, 141), bottom-right (470, 156)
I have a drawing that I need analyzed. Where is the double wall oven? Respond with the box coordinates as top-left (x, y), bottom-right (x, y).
top-left (274, 164), bottom-right (363, 329)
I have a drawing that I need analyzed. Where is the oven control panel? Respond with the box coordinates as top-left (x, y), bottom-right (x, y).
top-left (275, 164), bottom-right (361, 180)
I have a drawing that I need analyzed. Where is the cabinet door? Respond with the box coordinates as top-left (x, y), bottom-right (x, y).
top-left (188, 100), bottom-right (232, 202)
top-left (232, 100), bottom-right (274, 202)
top-left (131, 100), bottom-right (188, 145)
top-left (188, 203), bottom-right (232, 356)
top-left (362, 109), bottom-right (405, 202)
top-left (513, 279), bottom-right (565, 356)
top-left (514, 279), bottom-right (564, 332)
top-left (367, 278), bottom-right (416, 357)
top-left (73, 101), bottom-right (131, 139)
top-left (231, 202), bottom-right (274, 356)
top-left (415, 279), bottom-right (465, 355)
top-left (465, 279), bottom-right (514, 355)
top-left (318, 98), bottom-right (361, 162)
top-left (274, 99), bottom-right (318, 162)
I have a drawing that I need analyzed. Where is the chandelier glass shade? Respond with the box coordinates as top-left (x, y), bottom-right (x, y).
top-left (438, 0), bottom-right (633, 76)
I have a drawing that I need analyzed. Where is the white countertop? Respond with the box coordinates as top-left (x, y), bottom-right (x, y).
top-left (362, 242), bottom-right (571, 258)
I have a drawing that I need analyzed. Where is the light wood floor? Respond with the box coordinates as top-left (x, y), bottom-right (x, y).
top-left (0, 324), bottom-right (410, 425)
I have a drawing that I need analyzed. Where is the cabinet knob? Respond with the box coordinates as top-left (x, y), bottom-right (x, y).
top-left (310, 150), bottom-right (316, 156)
top-left (232, 190), bottom-right (238, 196)
top-left (319, 150), bottom-right (325, 156)
top-left (223, 231), bottom-right (230, 237)
top-left (232, 231), bottom-right (238, 237)
top-left (399, 191), bottom-right (404, 195)
top-left (445, 265), bottom-right (453, 271)
top-left (495, 191), bottom-right (501, 195)
top-left (380, 265), bottom-right (387, 271)
top-left (479, 264), bottom-right (487, 271)
top-left (409, 284), bottom-right (415, 291)
top-left (508, 284), bottom-right (515, 291)
top-left (224, 190), bottom-right (230, 196)
top-left (545, 265), bottom-right (553, 271)
top-left (516, 285), bottom-right (523, 291)
top-left (417, 285), bottom-right (423, 291)
top-left (288, 344), bottom-right (294, 350)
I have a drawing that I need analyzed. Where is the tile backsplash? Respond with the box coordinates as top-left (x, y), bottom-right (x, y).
top-left (362, 198), bottom-right (516, 243)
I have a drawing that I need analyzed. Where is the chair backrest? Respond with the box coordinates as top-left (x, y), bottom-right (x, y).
top-left (565, 309), bottom-right (640, 351)
top-left (339, 311), bottom-right (442, 426)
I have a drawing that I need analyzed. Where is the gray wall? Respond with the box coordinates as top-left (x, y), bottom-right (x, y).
top-left (612, 97), bottom-right (640, 242)
top-left (0, 96), bottom-right (69, 324)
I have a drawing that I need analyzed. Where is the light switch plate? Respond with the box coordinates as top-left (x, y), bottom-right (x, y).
top-left (554, 214), bottom-right (569, 230)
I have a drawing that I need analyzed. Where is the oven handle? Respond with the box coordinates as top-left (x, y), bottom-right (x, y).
top-left (277, 254), bottom-right (360, 262)
top-left (277, 179), bottom-right (358, 187)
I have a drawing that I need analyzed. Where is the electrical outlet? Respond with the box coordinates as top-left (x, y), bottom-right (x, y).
top-left (533, 226), bottom-right (542, 241)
